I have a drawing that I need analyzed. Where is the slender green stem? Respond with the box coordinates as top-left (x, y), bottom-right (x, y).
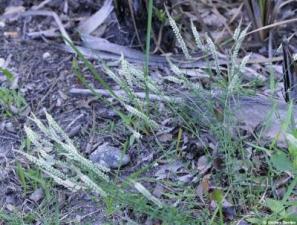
top-left (282, 175), bottom-right (297, 203)
top-left (144, 0), bottom-right (154, 113)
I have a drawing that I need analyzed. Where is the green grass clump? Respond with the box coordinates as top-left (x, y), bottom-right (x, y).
top-left (11, 4), bottom-right (297, 224)
top-left (0, 87), bottom-right (27, 116)
top-left (0, 67), bottom-right (27, 116)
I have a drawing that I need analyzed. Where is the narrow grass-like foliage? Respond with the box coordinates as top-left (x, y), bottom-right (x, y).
top-left (165, 7), bottom-right (191, 59)
top-left (18, 111), bottom-right (110, 197)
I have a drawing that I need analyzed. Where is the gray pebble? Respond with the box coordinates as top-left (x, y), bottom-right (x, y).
top-left (89, 144), bottom-right (130, 169)
top-left (29, 188), bottom-right (44, 202)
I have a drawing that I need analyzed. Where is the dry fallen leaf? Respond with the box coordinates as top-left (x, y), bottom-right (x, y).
top-left (196, 174), bottom-right (210, 203)
top-left (155, 160), bottom-right (184, 180)
top-left (202, 12), bottom-right (225, 27)
top-left (152, 183), bottom-right (165, 198)
top-left (77, 0), bottom-right (113, 35)
top-left (158, 133), bottom-right (173, 143)
top-left (197, 155), bottom-right (212, 174)
top-left (232, 96), bottom-right (296, 147)
top-left (3, 6), bottom-right (25, 21)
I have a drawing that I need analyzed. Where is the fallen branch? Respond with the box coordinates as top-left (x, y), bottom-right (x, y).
top-left (69, 88), bottom-right (180, 103)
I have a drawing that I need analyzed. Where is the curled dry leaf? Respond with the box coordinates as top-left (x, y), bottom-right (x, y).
top-left (77, 0), bottom-right (113, 35)
top-left (158, 133), bottom-right (173, 143)
top-left (196, 174), bottom-right (210, 203)
top-left (154, 160), bottom-right (184, 180)
top-left (2, 6), bottom-right (25, 21)
top-left (197, 155), bottom-right (212, 174)
top-left (233, 95), bottom-right (297, 147)
top-left (152, 183), bottom-right (165, 198)
top-left (177, 174), bottom-right (193, 184)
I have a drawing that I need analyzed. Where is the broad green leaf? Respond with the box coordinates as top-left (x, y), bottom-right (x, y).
top-left (0, 67), bottom-right (14, 81)
top-left (212, 189), bottom-right (223, 203)
top-left (265, 198), bottom-right (286, 217)
top-left (270, 151), bottom-right (293, 172)
top-left (246, 217), bottom-right (264, 224)
top-left (286, 133), bottom-right (297, 170)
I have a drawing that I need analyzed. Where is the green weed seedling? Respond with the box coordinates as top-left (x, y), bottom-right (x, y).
top-left (14, 164), bottom-right (61, 224)
top-left (0, 210), bottom-right (28, 225)
top-left (0, 87), bottom-right (27, 116)
top-left (0, 66), bottom-right (14, 81)
top-left (247, 105), bottom-right (297, 224)
top-left (0, 67), bottom-right (27, 117)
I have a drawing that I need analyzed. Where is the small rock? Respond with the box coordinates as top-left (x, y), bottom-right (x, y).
top-left (5, 195), bottom-right (16, 205)
top-left (42, 52), bottom-right (51, 60)
top-left (89, 144), bottom-right (130, 169)
top-left (3, 6), bottom-right (25, 22)
top-left (0, 58), bottom-right (5, 67)
top-left (75, 215), bottom-right (82, 223)
top-left (29, 188), bottom-right (44, 202)
top-left (0, 21), bottom-right (5, 28)
top-left (67, 124), bottom-right (81, 137)
top-left (5, 122), bottom-right (16, 133)
top-left (6, 204), bottom-right (15, 211)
